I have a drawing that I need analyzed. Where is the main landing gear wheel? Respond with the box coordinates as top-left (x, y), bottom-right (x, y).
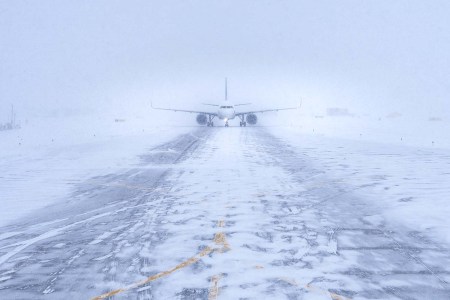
top-left (225, 122), bottom-right (229, 127)
top-left (207, 122), bottom-right (214, 127)
top-left (240, 122), bottom-right (247, 127)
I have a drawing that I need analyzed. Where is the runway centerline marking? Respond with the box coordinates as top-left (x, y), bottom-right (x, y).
top-left (208, 274), bottom-right (222, 300)
top-left (92, 219), bottom-right (231, 300)
top-left (213, 231), bottom-right (230, 253)
top-left (92, 247), bottom-right (213, 300)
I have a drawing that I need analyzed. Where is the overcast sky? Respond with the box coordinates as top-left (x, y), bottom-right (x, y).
top-left (1, 0), bottom-right (450, 120)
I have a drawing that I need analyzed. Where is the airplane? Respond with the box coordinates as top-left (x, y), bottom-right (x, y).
top-left (151, 79), bottom-right (299, 127)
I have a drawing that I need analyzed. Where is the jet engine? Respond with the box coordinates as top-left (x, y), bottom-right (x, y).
top-left (196, 114), bottom-right (208, 125)
top-left (246, 114), bottom-right (258, 125)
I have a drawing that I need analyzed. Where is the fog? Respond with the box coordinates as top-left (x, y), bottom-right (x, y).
top-left (1, 1), bottom-right (450, 130)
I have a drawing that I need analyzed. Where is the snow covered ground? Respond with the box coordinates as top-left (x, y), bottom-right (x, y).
top-left (0, 125), bottom-right (449, 299)
top-left (269, 126), bottom-right (450, 246)
top-left (266, 111), bottom-right (450, 150)
top-left (0, 116), bottom-right (192, 227)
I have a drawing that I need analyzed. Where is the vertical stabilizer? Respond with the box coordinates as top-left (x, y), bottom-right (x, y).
top-left (225, 78), bottom-right (228, 101)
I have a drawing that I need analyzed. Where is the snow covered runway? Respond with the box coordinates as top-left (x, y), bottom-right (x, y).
top-left (0, 127), bottom-right (449, 299)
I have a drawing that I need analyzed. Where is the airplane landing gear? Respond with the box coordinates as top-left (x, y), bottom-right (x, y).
top-left (207, 115), bottom-right (215, 127)
top-left (225, 121), bottom-right (229, 127)
top-left (238, 115), bottom-right (247, 127)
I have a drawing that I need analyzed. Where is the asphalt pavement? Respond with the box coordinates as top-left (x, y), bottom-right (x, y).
top-left (0, 127), bottom-right (449, 299)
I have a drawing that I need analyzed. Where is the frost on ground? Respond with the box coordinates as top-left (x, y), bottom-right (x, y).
top-left (0, 127), bottom-right (449, 299)
top-left (270, 126), bottom-right (450, 246)
top-left (0, 116), bottom-right (192, 227)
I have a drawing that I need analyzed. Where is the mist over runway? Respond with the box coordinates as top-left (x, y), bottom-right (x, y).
top-left (2, 2), bottom-right (450, 298)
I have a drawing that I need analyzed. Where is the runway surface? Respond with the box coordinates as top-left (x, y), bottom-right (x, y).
top-left (0, 127), bottom-right (449, 299)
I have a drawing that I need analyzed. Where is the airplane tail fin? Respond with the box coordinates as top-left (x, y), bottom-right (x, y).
top-left (225, 78), bottom-right (228, 101)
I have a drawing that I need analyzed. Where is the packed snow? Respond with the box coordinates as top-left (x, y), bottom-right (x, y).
top-left (1, 125), bottom-right (449, 299)
top-left (0, 116), bottom-right (191, 227)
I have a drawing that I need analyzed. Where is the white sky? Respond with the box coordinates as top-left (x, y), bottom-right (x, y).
top-left (1, 0), bottom-right (450, 120)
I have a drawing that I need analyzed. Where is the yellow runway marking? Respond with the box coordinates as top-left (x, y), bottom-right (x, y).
top-left (92, 247), bottom-right (213, 300)
top-left (207, 274), bottom-right (222, 300)
top-left (214, 220), bottom-right (230, 253)
top-left (213, 232), bottom-right (230, 253)
top-left (209, 220), bottom-right (228, 299)
top-left (92, 220), bottom-right (231, 300)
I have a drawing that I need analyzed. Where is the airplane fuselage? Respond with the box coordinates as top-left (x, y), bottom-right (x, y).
top-left (217, 103), bottom-right (236, 120)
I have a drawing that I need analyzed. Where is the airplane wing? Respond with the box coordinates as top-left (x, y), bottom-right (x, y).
top-left (201, 103), bottom-right (220, 107)
top-left (151, 102), bottom-right (218, 116)
top-left (235, 106), bottom-right (298, 116)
